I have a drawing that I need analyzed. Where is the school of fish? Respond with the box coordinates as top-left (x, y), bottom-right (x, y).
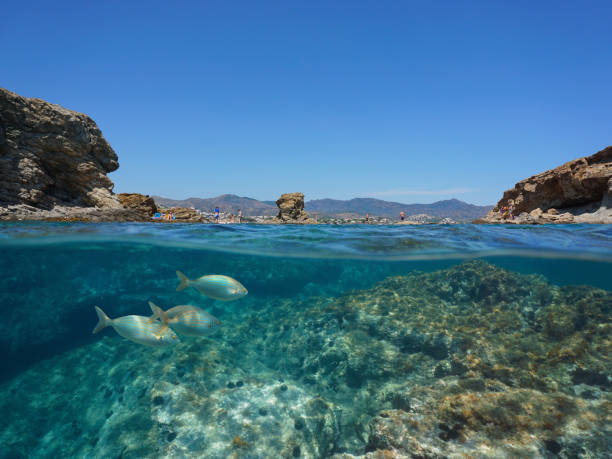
top-left (92, 271), bottom-right (246, 346)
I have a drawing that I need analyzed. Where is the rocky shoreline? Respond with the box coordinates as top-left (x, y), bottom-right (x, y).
top-left (0, 88), bottom-right (203, 223)
top-left (1, 86), bottom-right (610, 224)
top-left (479, 146), bottom-right (612, 224)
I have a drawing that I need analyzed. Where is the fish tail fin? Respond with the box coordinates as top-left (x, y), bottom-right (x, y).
top-left (92, 306), bottom-right (111, 334)
top-left (176, 270), bottom-right (190, 291)
top-left (148, 301), bottom-right (169, 324)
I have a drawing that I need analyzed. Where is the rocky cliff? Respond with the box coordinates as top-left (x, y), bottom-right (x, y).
top-left (482, 146), bottom-right (612, 224)
top-left (273, 192), bottom-right (316, 224)
top-left (0, 87), bottom-right (121, 208)
top-left (0, 88), bottom-right (149, 221)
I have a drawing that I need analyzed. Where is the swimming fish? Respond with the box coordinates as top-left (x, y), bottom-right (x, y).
top-left (175, 270), bottom-right (248, 301)
top-left (92, 305), bottom-right (179, 346)
top-left (149, 302), bottom-right (221, 337)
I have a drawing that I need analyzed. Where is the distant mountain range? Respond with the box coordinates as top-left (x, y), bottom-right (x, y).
top-left (306, 198), bottom-right (493, 220)
top-left (153, 194), bottom-right (493, 220)
top-left (153, 194), bottom-right (278, 216)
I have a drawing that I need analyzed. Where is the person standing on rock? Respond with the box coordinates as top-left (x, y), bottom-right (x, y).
top-left (214, 206), bottom-right (220, 223)
top-left (400, 211), bottom-right (405, 222)
top-left (238, 209), bottom-right (242, 223)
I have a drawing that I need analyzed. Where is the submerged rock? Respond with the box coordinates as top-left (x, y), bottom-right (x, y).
top-left (480, 146), bottom-right (612, 224)
top-left (0, 260), bottom-right (610, 458)
top-left (231, 260), bottom-right (612, 456)
top-left (151, 378), bottom-right (338, 457)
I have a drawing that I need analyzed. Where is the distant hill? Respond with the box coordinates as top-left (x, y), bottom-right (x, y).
top-left (152, 194), bottom-right (493, 220)
top-left (152, 194), bottom-right (278, 216)
top-left (306, 198), bottom-right (493, 220)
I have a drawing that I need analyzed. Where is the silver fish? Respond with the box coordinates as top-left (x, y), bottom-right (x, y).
top-left (149, 302), bottom-right (221, 337)
top-left (175, 270), bottom-right (248, 301)
top-left (92, 305), bottom-right (179, 347)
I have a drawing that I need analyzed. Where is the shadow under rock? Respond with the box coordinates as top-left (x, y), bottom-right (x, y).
top-left (1, 303), bottom-right (102, 382)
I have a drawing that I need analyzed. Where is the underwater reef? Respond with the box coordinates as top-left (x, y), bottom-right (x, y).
top-left (1, 260), bottom-right (610, 458)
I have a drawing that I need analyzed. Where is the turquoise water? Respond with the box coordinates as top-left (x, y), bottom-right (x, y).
top-left (1, 223), bottom-right (611, 458)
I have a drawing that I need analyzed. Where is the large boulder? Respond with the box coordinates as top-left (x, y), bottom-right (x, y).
top-left (165, 206), bottom-right (207, 222)
top-left (117, 193), bottom-right (158, 218)
top-left (481, 146), bottom-right (612, 224)
top-left (273, 192), bottom-right (316, 224)
top-left (0, 87), bottom-right (122, 212)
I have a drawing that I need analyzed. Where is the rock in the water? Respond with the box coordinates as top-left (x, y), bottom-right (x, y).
top-left (0, 205), bottom-right (155, 222)
top-left (0, 87), bottom-right (121, 212)
top-left (164, 206), bottom-right (207, 222)
top-left (481, 146), bottom-right (612, 224)
top-left (117, 193), bottom-right (158, 218)
top-left (274, 192), bottom-right (316, 224)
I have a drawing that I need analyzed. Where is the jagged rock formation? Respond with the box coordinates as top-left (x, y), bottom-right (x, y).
top-left (481, 146), bottom-right (612, 224)
top-left (0, 88), bottom-right (156, 221)
top-left (0, 87), bottom-right (121, 209)
top-left (273, 192), bottom-right (316, 223)
top-left (117, 193), bottom-right (157, 218)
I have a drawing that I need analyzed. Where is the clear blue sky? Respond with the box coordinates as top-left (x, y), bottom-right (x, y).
top-left (3, 1), bottom-right (611, 205)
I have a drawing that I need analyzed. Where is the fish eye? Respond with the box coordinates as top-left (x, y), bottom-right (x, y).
top-left (172, 335), bottom-right (177, 340)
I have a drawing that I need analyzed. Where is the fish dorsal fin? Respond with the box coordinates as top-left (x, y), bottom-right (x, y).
top-left (148, 302), bottom-right (172, 339)
top-left (148, 301), bottom-right (170, 324)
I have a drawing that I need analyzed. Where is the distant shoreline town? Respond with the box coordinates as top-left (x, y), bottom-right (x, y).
top-left (154, 208), bottom-right (459, 225)
top-left (151, 194), bottom-right (491, 225)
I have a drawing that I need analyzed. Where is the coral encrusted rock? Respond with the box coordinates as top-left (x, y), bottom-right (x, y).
top-left (274, 192), bottom-right (316, 223)
top-left (481, 146), bottom-right (612, 224)
top-left (0, 87), bottom-right (121, 211)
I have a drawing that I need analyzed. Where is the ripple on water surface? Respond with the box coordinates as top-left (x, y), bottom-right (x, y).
top-left (0, 222), bottom-right (610, 261)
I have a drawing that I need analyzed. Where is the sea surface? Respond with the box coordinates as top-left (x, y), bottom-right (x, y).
top-left (1, 222), bottom-right (611, 458)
